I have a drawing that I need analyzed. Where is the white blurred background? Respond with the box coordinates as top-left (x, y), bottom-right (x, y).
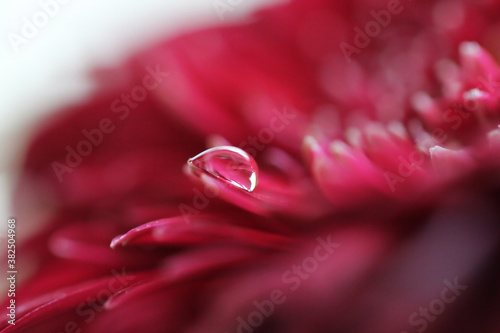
top-left (0, 0), bottom-right (281, 224)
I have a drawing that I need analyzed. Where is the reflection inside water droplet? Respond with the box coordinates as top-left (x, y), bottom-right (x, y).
top-left (187, 146), bottom-right (259, 192)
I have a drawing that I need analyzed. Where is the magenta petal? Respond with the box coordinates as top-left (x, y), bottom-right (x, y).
top-left (111, 216), bottom-right (294, 250)
top-left (304, 136), bottom-right (388, 206)
top-left (459, 42), bottom-right (500, 85)
top-left (185, 165), bottom-right (332, 219)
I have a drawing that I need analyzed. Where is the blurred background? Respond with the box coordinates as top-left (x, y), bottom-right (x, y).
top-left (0, 0), bottom-right (282, 226)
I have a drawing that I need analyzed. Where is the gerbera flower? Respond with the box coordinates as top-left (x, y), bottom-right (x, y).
top-left (3, 0), bottom-right (500, 332)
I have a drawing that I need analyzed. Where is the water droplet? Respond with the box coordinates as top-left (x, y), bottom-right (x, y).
top-left (187, 146), bottom-right (259, 192)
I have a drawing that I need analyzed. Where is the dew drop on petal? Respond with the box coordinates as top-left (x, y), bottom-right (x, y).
top-left (187, 146), bottom-right (259, 192)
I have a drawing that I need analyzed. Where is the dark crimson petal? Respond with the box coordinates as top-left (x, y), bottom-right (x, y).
top-left (0, 272), bottom-right (145, 333)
